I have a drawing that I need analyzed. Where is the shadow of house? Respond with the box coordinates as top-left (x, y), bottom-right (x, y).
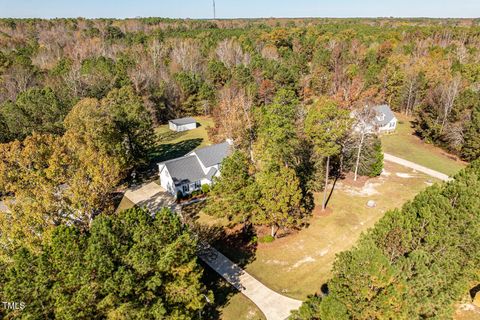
top-left (154, 138), bottom-right (203, 163)
top-left (138, 138), bottom-right (203, 183)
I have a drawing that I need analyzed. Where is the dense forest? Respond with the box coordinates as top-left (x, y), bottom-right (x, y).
top-left (0, 17), bottom-right (479, 319)
top-left (0, 18), bottom-right (480, 158)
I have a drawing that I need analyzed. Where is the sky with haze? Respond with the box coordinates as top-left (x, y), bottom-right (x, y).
top-left (1, 0), bottom-right (479, 19)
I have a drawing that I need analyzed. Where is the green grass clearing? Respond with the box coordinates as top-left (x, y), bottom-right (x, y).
top-left (152, 116), bottom-right (214, 161)
top-left (137, 116), bottom-right (214, 183)
top-left (381, 113), bottom-right (466, 176)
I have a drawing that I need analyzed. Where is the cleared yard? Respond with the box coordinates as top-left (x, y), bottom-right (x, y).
top-left (153, 116), bottom-right (214, 162)
top-left (196, 161), bottom-right (439, 301)
top-left (136, 116), bottom-right (214, 183)
top-left (381, 113), bottom-right (466, 176)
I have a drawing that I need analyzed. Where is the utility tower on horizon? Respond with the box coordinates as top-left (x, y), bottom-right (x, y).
top-left (213, 0), bottom-right (216, 19)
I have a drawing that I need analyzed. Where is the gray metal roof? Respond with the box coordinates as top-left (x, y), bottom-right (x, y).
top-left (161, 155), bottom-right (205, 186)
top-left (169, 117), bottom-right (197, 126)
top-left (373, 105), bottom-right (396, 126)
top-left (191, 142), bottom-right (232, 168)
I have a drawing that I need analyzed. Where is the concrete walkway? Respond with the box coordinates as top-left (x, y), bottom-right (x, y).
top-left (384, 153), bottom-right (451, 181)
top-left (198, 243), bottom-right (302, 320)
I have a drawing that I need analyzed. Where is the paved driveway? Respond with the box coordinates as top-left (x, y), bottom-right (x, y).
top-left (122, 182), bottom-right (302, 319)
top-left (123, 181), bottom-right (175, 212)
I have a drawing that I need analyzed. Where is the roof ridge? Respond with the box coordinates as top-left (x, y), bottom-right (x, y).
top-left (158, 153), bottom-right (197, 165)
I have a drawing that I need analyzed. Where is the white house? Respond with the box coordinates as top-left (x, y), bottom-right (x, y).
top-left (158, 140), bottom-right (233, 196)
top-left (168, 117), bottom-right (197, 132)
top-left (373, 105), bottom-right (397, 133)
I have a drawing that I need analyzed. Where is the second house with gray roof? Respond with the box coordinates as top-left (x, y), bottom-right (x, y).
top-left (158, 140), bottom-right (233, 196)
top-left (373, 105), bottom-right (397, 133)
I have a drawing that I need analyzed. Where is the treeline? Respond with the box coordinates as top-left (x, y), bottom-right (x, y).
top-left (291, 159), bottom-right (480, 319)
top-left (0, 18), bottom-right (479, 160)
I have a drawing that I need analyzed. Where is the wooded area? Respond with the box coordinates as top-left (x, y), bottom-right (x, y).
top-left (0, 17), bottom-right (479, 319)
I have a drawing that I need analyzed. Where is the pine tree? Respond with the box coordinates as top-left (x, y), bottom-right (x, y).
top-left (255, 165), bottom-right (303, 237)
top-left (1, 208), bottom-right (212, 319)
top-left (203, 151), bottom-right (260, 225)
top-left (293, 160), bottom-right (480, 319)
top-left (461, 104), bottom-right (480, 161)
top-left (304, 98), bottom-right (351, 210)
top-left (255, 89), bottom-right (299, 169)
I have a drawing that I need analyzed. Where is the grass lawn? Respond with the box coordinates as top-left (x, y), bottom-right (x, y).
top-left (152, 116), bottom-right (214, 162)
top-left (218, 292), bottom-right (266, 320)
top-left (137, 116), bottom-right (214, 182)
top-left (381, 113), bottom-right (466, 176)
top-left (196, 162), bottom-right (439, 301)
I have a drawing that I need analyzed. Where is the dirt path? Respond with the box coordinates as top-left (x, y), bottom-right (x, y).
top-left (384, 153), bottom-right (451, 181)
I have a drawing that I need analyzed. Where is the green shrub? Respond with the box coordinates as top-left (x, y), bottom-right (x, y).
top-left (259, 235), bottom-right (275, 243)
top-left (201, 184), bottom-right (210, 194)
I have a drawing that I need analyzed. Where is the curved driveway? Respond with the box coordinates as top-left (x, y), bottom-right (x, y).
top-left (123, 153), bottom-right (451, 320)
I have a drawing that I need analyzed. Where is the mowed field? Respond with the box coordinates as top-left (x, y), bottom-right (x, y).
top-left (381, 113), bottom-right (466, 176)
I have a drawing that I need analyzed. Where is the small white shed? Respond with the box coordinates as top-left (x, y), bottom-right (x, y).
top-left (168, 117), bottom-right (197, 132)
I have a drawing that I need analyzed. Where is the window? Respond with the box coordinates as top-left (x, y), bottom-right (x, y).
top-left (182, 184), bottom-right (189, 193)
top-left (195, 181), bottom-right (201, 189)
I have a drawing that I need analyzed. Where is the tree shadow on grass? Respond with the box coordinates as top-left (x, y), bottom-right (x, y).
top-left (201, 263), bottom-right (244, 320)
top-left (324, 175), bottom-right (340, 209)
top-left (184, 201), bottom-right (257, 268)
top-left (153, 138), bottom-right (203, 163)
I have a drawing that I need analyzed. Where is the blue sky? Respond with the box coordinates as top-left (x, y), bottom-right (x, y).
top-left (1, 0), bottom-right (480, 19)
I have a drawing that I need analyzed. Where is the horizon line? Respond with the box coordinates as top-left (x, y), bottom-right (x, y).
top-left (1, 16), bottom-right (479, 20)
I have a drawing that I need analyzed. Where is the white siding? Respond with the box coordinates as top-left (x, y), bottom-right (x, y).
top-left (378, 118), bottom-right (397, 133)
top-left (159, 165), bottom-right (176, 194)
top-left (168, 122), bottom-right (177, 131)
top-left (169, 121), bottom-right (196, 132)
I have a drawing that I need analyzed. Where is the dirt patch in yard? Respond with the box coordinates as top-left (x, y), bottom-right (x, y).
top-left (312, 206), bottom-right (333, 217)
top-left (341, 172), bottom-right (370, 188)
